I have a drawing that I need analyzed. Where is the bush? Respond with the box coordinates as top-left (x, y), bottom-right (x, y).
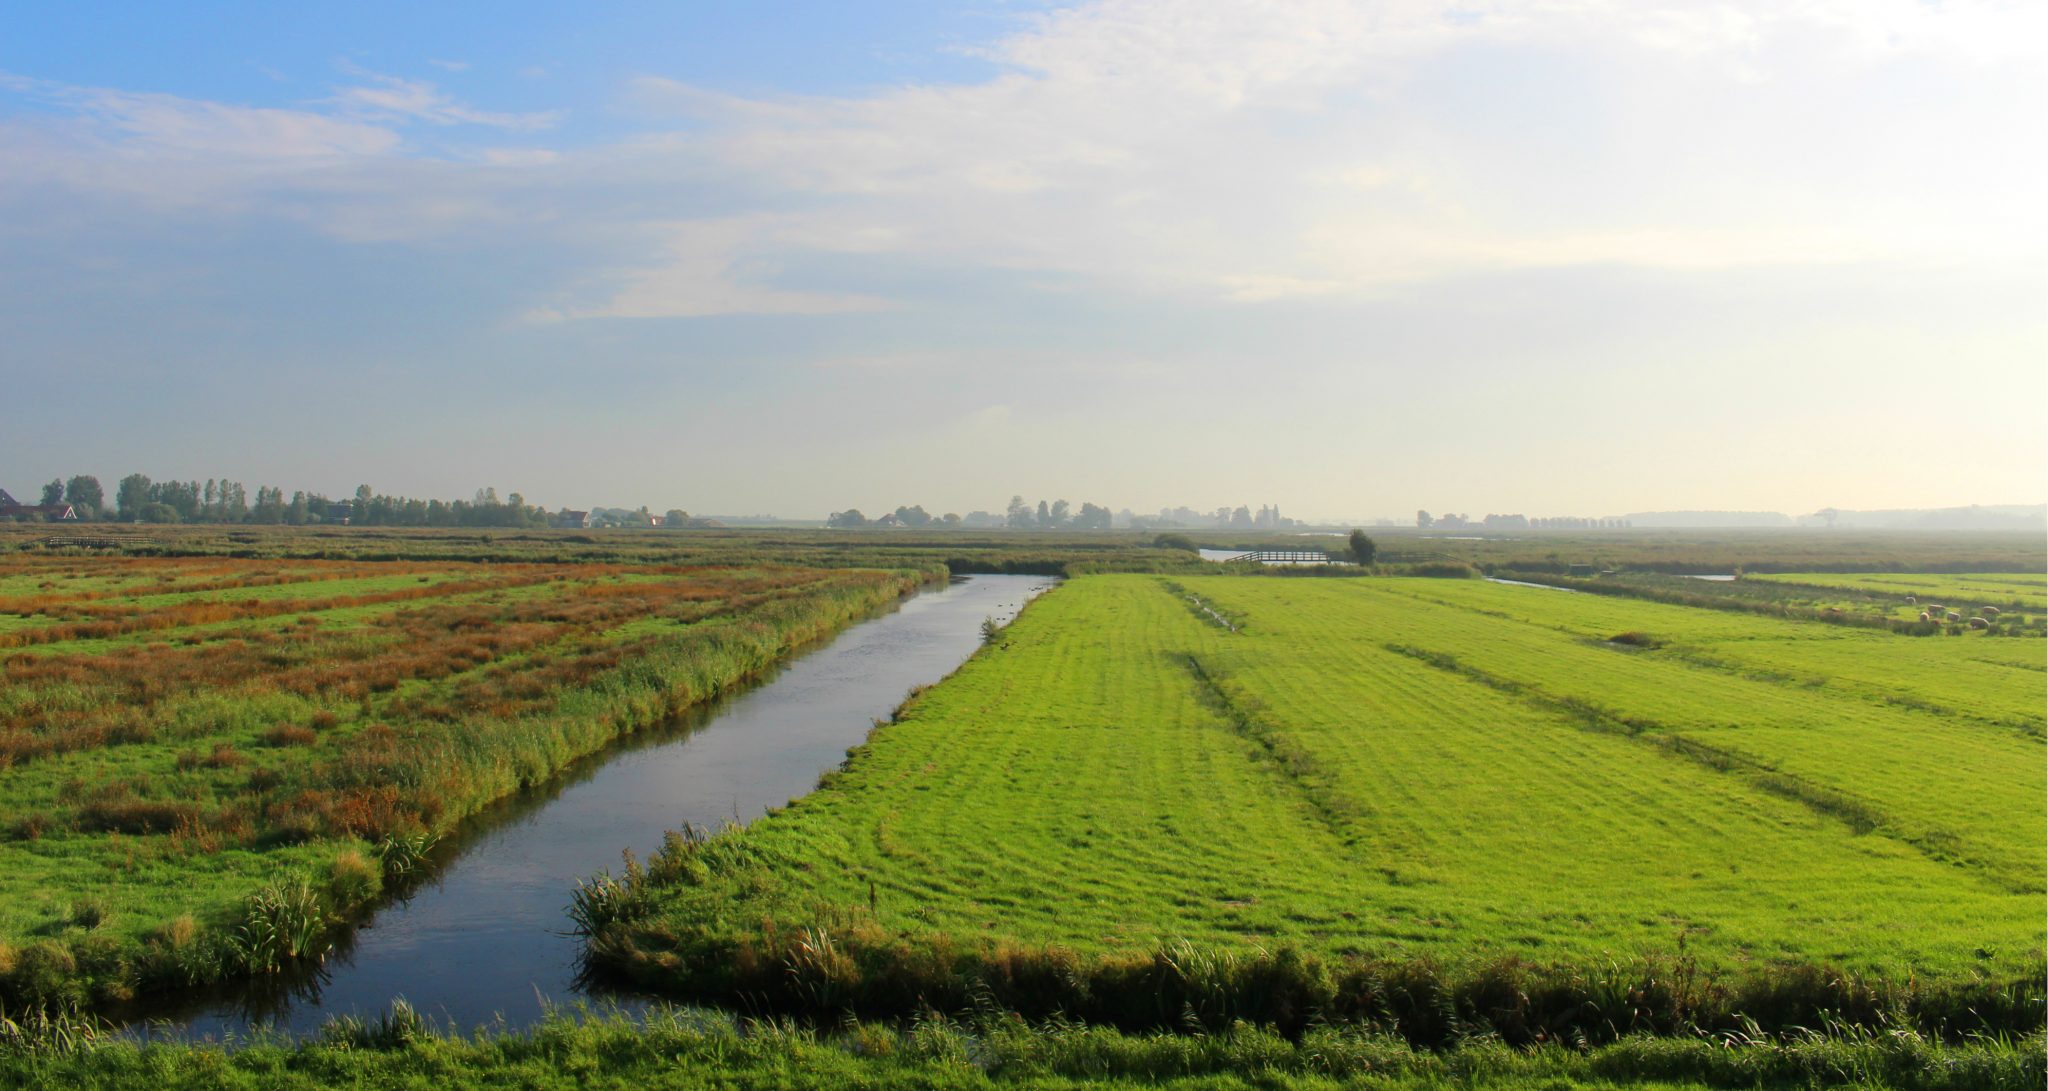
top-left (259, 724), bottom-right (317, 747)
top-left (5, 942), bottom-right (83, 1008)
top-left (1348, 530), bottom-right (1378, 566)
top-left (65, 899), bottom-right (109, 932)
top-left (230, 880), bottom-right (330, 975)
top-left (75, 799), bottom-right (201, 835)
top-left (324, 849), bottom-right (381, 908)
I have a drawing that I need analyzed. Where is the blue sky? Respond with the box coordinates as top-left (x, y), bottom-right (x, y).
top-left (2, 0), bottom-right (2042, 519)
top-left (2, 2), bottom-right (1022, 115)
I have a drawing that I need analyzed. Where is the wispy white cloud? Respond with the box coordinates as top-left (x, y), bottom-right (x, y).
top-left (330, 64), bottom-right (561, 130)
top-left (530, 217), bottom-right (895, 320)
top-left (0, 67), bottom-right (574, 238)
top-left (3, 73), bottom-right (400, 160)
top-left (428, 59), bottom-right (471, 73)
top-left (2, 0), bottom-right (2041, 308)
top-left (606, 0), bottom-right (2044, 304)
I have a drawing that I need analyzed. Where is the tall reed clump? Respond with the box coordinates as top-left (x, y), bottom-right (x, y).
top-left (0, 1003), bottom-right (108, 1055)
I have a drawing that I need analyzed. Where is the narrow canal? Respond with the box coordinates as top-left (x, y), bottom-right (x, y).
top-left (138, 574), bottom-right (1054, 1039)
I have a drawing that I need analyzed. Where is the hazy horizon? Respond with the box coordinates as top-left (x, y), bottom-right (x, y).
top-left (6, 467), bottom-right (2043, 529)
top-left (4, 1), bottom-right (2043, 517)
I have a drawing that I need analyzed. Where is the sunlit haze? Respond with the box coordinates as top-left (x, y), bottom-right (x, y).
top-left (3, 1), bottom-right (2043, 521)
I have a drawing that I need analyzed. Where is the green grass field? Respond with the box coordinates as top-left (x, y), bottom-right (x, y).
top-left (588, 574), bottom-right (2044, 1036)
top-left (1496, 570), bottom-right (2045, 636)
top-left (1746, 572), bottom-right (2047, 614)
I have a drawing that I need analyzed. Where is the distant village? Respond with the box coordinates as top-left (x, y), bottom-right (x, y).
top-left (827, 500), bottom-right (1302, 531)
top-left (1417, 511), bottom-right (1632, 530)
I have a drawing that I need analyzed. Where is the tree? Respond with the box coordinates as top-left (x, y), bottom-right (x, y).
top-left (154, 479), bottom-right (202, 521)
top-left (1036, 500), bottom-right (1051, 528)
top-left (1416, 510), bottom-right (1434, 529)
top-left (116, 474), bottom-right (152, 521)
top-left (40, 479), bottom-right (63, 506)
top-left (1047, 499), bottom-right (1071, 528)
top-left (893, 504), bottom-right (932, 528)
top-left (1006, 495), bottom-right (1033, 529)
top-left (252, 486), bottom-right (285, 524)
top-left (827, 509), bottom-right (868, 528)
top-left (664, 509), bottom-right (690, 529)
top-left (1348, 529), bottom-right (1377, 566)
top-left (65, 475), bottom-right (103, 513)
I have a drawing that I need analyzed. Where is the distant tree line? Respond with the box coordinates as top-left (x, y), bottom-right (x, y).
top-left (828, 505), bottom-right (966, 529)
top-left (1003, 495), bottom-right (1112, 530)
top-left (12, 474), bottom-right (554, 527)
top-left (1416, 510), bottom-right (1631, 530)
top-left (577, 507), bottom-right (723, 529)
top-left (826, 497), bottom-right (1113, 530)
top-left (344, 484), bottom-right (550, 528)
top-left (1135, 504), bottom-right (1296, 531)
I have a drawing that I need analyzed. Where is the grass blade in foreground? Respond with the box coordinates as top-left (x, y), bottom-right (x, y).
top-left (2, 1004), bottom-right (2040, 1090)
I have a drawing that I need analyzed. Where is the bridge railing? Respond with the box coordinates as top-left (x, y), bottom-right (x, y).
top-left (39, 536), bottom-right (156, 549)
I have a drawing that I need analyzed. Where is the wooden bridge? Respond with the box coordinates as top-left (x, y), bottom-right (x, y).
top-left (39, 535), bottom-right (155, 549)
top-left (1226, 550), bottom-right (1345, 564)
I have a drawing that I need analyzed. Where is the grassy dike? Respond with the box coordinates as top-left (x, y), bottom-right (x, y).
top-left (1, 1005), bottom-right (2039, 1090)
top-left (0, 564), bottom-right (932, 1012)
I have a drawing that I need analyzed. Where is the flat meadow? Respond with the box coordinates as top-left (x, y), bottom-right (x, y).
top-left (1744, 572), bottom-right (2046, 616)
top-left (583, 573), bottom-right (2045, 1040)
top-left (0, 551), bottom-right (927, 1008)
top-left (1, 525), bottom-right (2042, 1087)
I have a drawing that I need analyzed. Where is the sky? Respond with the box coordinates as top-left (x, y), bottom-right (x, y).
top-left (2, 0), bottom-right (2043, 522)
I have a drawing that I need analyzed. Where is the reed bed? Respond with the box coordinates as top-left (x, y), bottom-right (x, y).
top-left (0, 554), bottom-right (929, 1010)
